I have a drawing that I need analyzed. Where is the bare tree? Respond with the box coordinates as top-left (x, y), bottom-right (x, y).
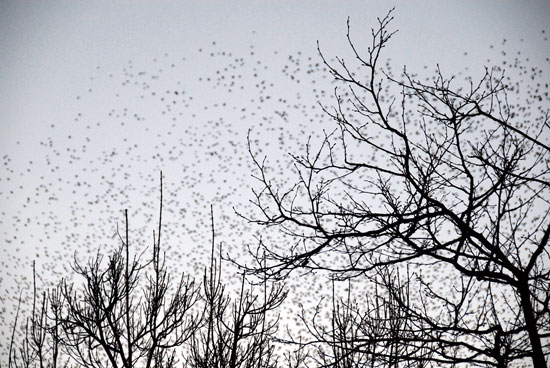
top-left (186, 208), bottom-right (287, 368)
top-left (5, 177), bottom-right (293, 368)
top-left (5, 261), bottom-right (65, 368)
top-left (296, 272), bottom-right (437, 368)
top-left (5, 173), bottom-right (200, 368)
top-left (54, 173), bottom-right (199, 368)
top-left (242, 9), bottom-right (550, 367)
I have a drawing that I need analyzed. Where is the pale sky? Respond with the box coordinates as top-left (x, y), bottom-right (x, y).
top-left (0, 0), bottom-right (549, 348)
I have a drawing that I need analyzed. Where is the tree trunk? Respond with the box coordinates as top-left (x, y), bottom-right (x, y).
top-left (518, 280), bottom-right (546, 367)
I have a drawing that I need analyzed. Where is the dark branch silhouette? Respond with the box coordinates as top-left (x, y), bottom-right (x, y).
top-left (186, 206), bottom-right (287, 368)
top-left (239, 9), bottom-right (550, 367)
top-left (6, 175), bottom-right (291, 368)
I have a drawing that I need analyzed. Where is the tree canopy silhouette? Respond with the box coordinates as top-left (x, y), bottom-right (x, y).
top-left (241, 9), bottom-right (550, 368)
top-left (5, 9), bottom-right (550, 368)
top-left (6, 175), bottom-right (287, 368)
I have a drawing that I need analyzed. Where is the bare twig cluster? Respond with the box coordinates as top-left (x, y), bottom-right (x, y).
top-left (240, 9), bottom-right (550, 368)
top-left (6, 174), bottom-right (288, 368)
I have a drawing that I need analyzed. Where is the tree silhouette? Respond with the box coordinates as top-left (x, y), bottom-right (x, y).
top-left (186, 208), bottom-right (287, 368)
top-left (5, 8), bottom-right (549, 368)
top-left (7, 263), bottom-right (63, 368)
top-left (6, 174), bottom-right (201, 368)
top-left (242, 9), bottom-right (550, 367)
top-left (5, 175), bottom-right (290, 368)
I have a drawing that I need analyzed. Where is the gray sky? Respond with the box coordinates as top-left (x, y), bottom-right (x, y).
top-left (1, 0), bottom-right (549, 348)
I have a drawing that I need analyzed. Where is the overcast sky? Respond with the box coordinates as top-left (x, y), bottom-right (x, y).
top-left (1, 0), bottom-right (549, 345)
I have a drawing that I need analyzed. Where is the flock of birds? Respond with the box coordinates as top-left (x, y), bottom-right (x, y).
top-left (0, 36), bottom-right (337, 349)
top-left (1, 24), bottom-right (549, 362)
